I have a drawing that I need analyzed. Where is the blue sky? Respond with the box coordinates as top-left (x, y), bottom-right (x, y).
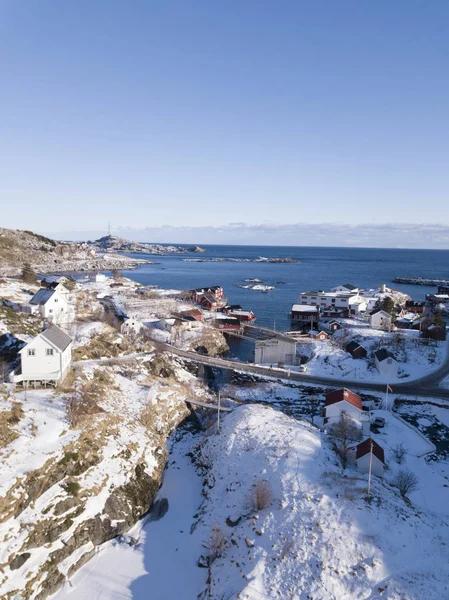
top-left (1, 1), bottom-right (449, 246)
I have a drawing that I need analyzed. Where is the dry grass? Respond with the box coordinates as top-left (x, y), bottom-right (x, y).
top-left (0, 306), bottom-right (42, 336)
top-left (246, 479), bottom-right (273, 512)
top-left (207, 524), bottom-right (228, 563)
top-left (67, 370), bottom-right (117, 427)
top-left (0, 401), bottom-right (24, 448)
top-left (72, 332), bottom-right (132, 361)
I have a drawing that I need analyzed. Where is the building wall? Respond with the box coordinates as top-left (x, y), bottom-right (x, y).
top-left (325, 403), bottom-right (362, 423)
top-left (357, 454), bottom-right (385, 477)
top-left (370, 312), bottom-right (392, 331)
top-left (375, 357), bottom-right (399, 379)
top-left (39, 292), bottom-right (68, 324)
top-left (21, 337), bottom-right (69, 379)
top-left (254, 339), bottom-right (297, 365)
top-left (349, 347), bottom-right (367, 359)
top-left (300, 293), bottom-right (360, 310)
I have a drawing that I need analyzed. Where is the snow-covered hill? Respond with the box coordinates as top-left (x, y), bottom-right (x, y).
top-left (49, 404), bottom-right (449, 600)
top-left (196, 405), bottom-right (449, 599)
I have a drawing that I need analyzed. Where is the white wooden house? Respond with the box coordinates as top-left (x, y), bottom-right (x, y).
top-left (29, 288), bottom-right (69, 325)
top-left (324, 388), bottom-right (370, 435)
top-left (370, 310), bottom-right (392, 331)
top-left (374, 349), bottom-right (399, 379)
top-left (10, 324), bottom-right (72, 386)
top-left (356, 438), bottom-right (386, 477)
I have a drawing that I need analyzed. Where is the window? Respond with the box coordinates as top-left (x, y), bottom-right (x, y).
top-left (28, 349), bottom-right (35, 357)
top-left (49, 309), bottom-right (53, 313)
top-left (46, 349), bottom-right (54, 356)
top-left (54, 298), bottom-right (58, 303)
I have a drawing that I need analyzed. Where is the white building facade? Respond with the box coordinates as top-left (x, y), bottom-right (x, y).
top-left (370, 310), bottom-right (393, 331)
top-left (10, 325), bottom-right (72, 386)
top-left (29, 289), bottom-right (69, 325)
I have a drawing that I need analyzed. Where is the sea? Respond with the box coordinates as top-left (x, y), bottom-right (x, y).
top-left (119, 245), bottom-right (449, 332)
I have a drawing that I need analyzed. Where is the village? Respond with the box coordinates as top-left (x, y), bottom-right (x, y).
top-left (1, 266), bottom-right (449, 599)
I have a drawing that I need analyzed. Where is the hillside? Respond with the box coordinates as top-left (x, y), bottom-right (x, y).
top-left (0, 228), bottom-right (152, 276)
top-left (48, 403), bottom-right (449, 600)
top-left (0, 350), bottom-right (213, 600)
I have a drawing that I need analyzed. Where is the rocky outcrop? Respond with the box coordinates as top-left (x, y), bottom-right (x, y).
top-left (0, 228), bottom-right (153, 277)
top-left (190, 328), bottom-right (229, 357)
top-left (0, 357), bottom-right (209, 600)
top-left (87, 235), bottom-right (205, 255)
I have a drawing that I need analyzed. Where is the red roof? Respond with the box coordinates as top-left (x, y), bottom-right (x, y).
top-left (325, 388), bottom-right (362, 410)
top-left (356, 438), bottom-right (385, 464)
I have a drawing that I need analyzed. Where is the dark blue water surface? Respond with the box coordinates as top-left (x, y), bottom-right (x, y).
top-left (120, 245), bottom-right (449, 331)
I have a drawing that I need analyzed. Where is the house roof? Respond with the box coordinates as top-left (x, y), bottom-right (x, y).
top-left (200, 293), bottom-right (218, 303)
top-left (325, 388), bottom-right (362, 410)
top-left (356, 438), bottom-right (385, 464)
top-left (342, 283), bottom-right (358, 290)
top-left (346, 340), bottom-right (366, 352)
top-left (374, 349), bottom-right (396, 363)
top-left (29, 288), bottom-right (55, 306)
top-left (40, 324), bottom-right (72, 352)
top-left (291, 304), bottom-right (318, 312)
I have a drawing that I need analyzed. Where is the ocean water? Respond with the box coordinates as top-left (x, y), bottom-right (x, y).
top-left (120, 245), bottom-right (449, 331)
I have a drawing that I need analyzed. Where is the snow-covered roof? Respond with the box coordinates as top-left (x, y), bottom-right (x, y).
top-left (228, 310), bottom-right (253, 316)
top-left (291, 304), bottom-right (318, 312)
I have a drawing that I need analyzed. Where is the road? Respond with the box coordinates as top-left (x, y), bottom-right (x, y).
top-left (74, 337), bottom-right (449, 401)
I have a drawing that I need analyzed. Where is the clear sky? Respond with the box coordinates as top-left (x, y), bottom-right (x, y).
top-left (1, 1), bottom-right (449, 245)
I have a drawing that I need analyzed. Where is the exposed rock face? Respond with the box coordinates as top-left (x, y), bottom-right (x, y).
top-left (190, 328), bottom-right (229, 357)
top-left (0, 356), bottom-right (211, 600)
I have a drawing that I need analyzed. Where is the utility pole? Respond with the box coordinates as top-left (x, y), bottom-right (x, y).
top-left (108, 221), bottom-right (111, 236)
top-left (367, 439), bottom-right (373, 498)
top-left (217, 390), bottom-right (221, 433)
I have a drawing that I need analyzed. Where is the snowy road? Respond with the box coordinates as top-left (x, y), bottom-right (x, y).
top-left (74, 337), bottom-right (449, 400)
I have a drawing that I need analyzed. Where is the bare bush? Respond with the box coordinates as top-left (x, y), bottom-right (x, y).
top-left (246, 479), bottom-right (273, 512)
top-left (207, 525), bottom-right (228, 562)
top-left (393, 469), bottom-right (419, 497)
top-left (328, 413), bottom-right (362, 469)
top-left (278, 537), bottom-right (295, 560)
top-left (308, 394), bottom-right (321, 425)
top-left (67, 381), bottom-right (105, 427)
top-left (392, 442), bottom-right (407, 464)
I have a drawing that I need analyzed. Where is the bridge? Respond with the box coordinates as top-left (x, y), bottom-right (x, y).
top-left (74, 337), bottom-right (449, 402)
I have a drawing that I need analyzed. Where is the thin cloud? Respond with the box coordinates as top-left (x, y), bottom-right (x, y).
top-left (42, 222), bottom-right (449, 249)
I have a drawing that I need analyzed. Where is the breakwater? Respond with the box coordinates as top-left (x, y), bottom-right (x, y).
top-left (393, 277), bottom-right (449, 287)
